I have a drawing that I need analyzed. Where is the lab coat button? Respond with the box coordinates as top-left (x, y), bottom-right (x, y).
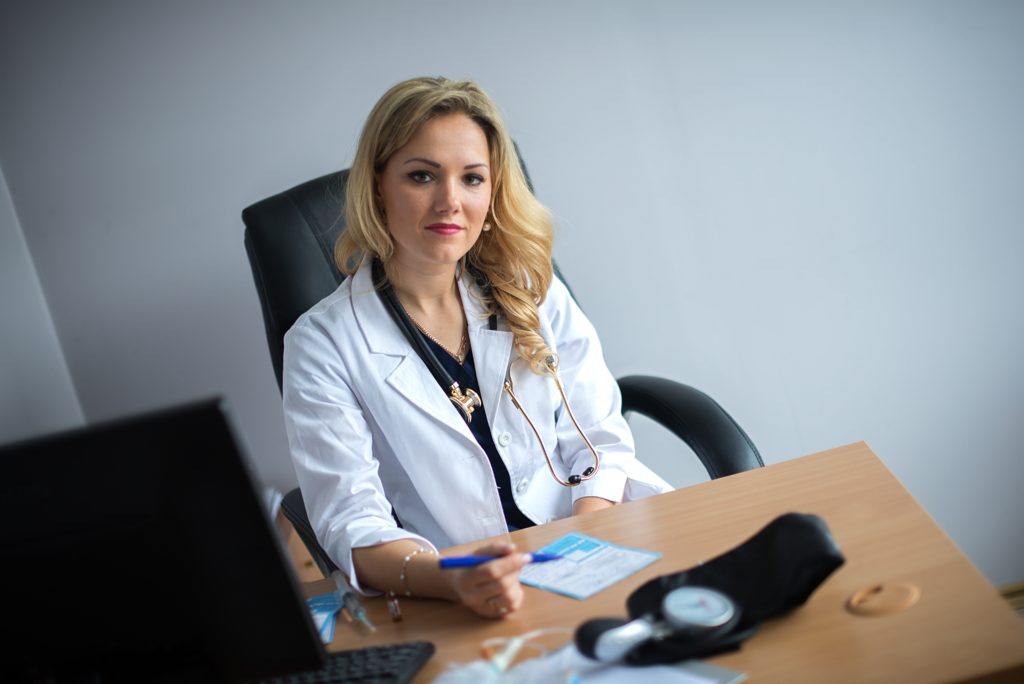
top-left (497, 432), bottom-right (512, 446)
top-left (516, 478), bottom-right (528, 493)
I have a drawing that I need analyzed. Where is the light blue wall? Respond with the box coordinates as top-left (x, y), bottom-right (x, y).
top-left (1, 1), bottom-right (1021, 585)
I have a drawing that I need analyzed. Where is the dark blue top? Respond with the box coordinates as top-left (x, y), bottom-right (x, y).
top-left (426, 337), bottom-right (536, 530)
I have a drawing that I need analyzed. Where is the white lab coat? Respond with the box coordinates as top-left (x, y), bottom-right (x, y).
top-left (282, 262), bottom-right (671, 589)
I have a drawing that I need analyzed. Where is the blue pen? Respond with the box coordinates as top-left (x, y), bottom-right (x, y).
top-left (438, 552), bottom-right (564, 569)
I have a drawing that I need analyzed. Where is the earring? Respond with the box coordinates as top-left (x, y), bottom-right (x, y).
top-left (483, 221), bottom-right (492, 232)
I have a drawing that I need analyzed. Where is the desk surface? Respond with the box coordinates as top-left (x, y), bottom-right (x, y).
top-left (308, 443), bottom-right (1024, 683)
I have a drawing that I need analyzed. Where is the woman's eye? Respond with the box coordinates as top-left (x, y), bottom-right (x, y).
top-left (408, 170), bottom-right (433, 183)
top-left (464, 174), bottom-right (486, 187)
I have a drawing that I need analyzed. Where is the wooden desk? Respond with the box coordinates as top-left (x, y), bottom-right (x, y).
top-left (309, 443), bottom-right (1024, 683)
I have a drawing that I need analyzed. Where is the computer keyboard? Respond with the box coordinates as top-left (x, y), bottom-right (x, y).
top-left (258, 641), bottom-right (435, 684)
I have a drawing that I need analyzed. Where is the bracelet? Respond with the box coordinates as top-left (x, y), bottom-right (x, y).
top-left (387, 546), bottom-right (437, 623)
top-left (398, 546), bottom-right (436, 597)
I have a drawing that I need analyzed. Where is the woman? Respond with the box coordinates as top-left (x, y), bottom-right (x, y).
top-left (282, 76), bottom-right (670, 619)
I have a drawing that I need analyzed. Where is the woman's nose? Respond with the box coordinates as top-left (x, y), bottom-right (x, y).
top-left (434, 178), bottom-right (460, 215)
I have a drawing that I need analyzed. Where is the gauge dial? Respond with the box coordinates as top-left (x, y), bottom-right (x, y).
top-left (662, 586), bottom-right (738, 631)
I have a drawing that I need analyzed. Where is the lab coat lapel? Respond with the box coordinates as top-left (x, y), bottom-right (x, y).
top-left (349, 265), bottom-right (477, 444)
top-left (459, 275), bottom-right (514, 427)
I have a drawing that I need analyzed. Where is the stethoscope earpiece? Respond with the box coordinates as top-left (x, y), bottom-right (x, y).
top-left (567, 466), bottom-right (597, 486)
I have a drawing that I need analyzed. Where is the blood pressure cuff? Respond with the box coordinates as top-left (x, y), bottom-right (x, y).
top-left (623, 512), bottom-right (845, 664)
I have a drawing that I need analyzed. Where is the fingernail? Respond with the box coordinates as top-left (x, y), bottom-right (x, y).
top-left (520, 553), bottom-right (532, 563)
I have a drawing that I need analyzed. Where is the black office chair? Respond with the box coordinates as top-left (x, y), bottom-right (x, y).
top-left (242, 167), bottom-right (763, 577)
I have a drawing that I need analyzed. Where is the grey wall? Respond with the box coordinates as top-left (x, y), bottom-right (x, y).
top-left (1, 1), bottom-right (1021, 586)
top-left (0, 164), bottom-right (83, 442)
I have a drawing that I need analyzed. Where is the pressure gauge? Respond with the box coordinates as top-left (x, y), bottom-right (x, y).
top-left (578, 586), bottom-right (740, 662)
top-left (661, 586), bottom-right (739, 636)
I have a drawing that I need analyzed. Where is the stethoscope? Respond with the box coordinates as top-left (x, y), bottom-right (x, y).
top-left (373, 259), bottom-right (600, 487)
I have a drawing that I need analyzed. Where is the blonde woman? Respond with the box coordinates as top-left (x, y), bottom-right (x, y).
top-left (282, 77), bottom-right (670, 619)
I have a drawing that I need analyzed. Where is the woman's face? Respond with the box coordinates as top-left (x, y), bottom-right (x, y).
top-left (377, 113), bottom-right (492, 277)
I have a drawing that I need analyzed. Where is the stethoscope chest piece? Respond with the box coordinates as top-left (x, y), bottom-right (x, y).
top-left (449, 383), bottom-right (482, 423)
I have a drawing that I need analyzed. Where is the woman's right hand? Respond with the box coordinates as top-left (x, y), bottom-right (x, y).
top-left (445, 542), bottom-right (530, 618)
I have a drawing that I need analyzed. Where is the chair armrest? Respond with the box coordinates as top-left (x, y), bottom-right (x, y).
top-left (281, 488), bottom-right (338, 577)
top-left (617, 375), bottom-right (763, 479)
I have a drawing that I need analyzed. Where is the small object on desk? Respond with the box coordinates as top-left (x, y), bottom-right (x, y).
top-left (520, 533), bottom-right (661, 600)
top-left (846, 582), bottom-right (921, 616)
top-left (387, 592), bottom-right (404, 622)
top-left (305, 592), bottom-right (342, 644)
top-left (438, 552), bottom-right (564, 568)
top-left (330, 570), bottom-right (377, 633)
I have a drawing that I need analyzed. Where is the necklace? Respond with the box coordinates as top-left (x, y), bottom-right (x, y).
top-left (403, 308), bottom-right (469, 365)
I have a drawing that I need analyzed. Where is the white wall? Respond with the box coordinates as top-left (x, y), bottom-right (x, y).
top-left (0, 164), bottom-right (83, 442)
top-left (1, 1), bottom-right (1021, 586)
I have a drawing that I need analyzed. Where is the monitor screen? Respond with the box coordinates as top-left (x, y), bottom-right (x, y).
top-left (0, 398), bottom-right (325, 683)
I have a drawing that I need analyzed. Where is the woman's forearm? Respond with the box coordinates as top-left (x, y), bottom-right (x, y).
top-left (352, 538), bottom-right (531, 618)
top-left (351, 540), bottom-right (457, 600)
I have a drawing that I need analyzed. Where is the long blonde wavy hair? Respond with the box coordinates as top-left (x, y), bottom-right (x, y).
top-left (336, 76), bottom-right (556, 375)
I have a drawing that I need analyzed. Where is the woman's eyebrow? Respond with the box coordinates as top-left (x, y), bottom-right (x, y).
top-left (403, 157), bottom-right (489, 170)
top-left (403, 157), bottom-right (440, 168)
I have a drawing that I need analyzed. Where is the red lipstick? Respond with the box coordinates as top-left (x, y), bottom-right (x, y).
top-left (426, 223), bottom-right (462, 235)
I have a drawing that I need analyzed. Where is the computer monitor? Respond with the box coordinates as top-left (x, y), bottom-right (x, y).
top-left (0, 398), bottom-right (326, 683)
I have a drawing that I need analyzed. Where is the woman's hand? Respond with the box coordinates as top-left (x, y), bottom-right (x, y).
top-left (445, 542), bottom-right (529, 618)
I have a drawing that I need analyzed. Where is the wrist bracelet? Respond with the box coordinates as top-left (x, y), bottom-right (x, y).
top-left (387, 546), bottom-right (436, 622)
top-left (399, 546), bottom-right (436, 597)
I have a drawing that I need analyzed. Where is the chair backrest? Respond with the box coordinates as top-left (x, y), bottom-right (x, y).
top-left (243, 170), bottom-right (350, 390)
